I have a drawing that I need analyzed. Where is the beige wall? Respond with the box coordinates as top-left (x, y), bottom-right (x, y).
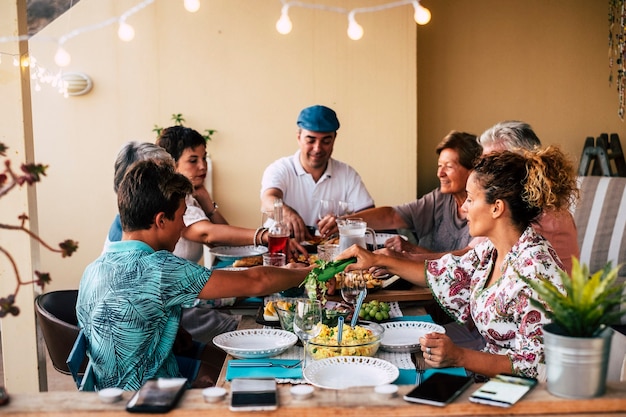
top-left (417, 0), bottom-right (625, 195)
top-left (28, 0), bottom-right (417, 291)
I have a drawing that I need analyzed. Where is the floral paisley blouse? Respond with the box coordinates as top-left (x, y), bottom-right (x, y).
top-left (426, 226), bottom-right (564, 380)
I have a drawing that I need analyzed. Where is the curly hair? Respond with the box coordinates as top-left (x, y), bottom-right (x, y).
top-left (472, 146), bottom-right (578, 229)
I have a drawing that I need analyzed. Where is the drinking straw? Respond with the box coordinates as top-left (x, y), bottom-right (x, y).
top-left (351, 291), bottom-right (366, 327)
top-left (337, 316), bottom-right (344, 344)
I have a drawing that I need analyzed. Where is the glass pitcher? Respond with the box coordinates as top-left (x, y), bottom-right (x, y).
top-left (337, 218), bottom-right (376, 252)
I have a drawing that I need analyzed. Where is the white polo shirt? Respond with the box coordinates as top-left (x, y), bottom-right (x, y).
top-left (261, 150), bottom-right (374, 227)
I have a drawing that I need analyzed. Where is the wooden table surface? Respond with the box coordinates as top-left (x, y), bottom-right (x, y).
top-left (5, 304), bottom-right (624, 416)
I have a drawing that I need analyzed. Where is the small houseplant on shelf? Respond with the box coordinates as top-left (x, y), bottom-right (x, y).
top-left (522, 257), bottom-right (626, 399)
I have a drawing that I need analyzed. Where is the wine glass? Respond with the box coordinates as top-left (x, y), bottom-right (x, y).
top-left (336, 200), bottom-right (355, 217)
top-left (341, 270), bottom-right (367, 318)
top-left (318, 199), bottom-right (337, 221)
top-left (292, 299), bottom-right (323, 369)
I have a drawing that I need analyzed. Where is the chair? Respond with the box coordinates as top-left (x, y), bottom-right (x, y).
top-left (34, 290), bottom-right (86, 375)
top-left (66, 329), bottom-right (96, 391)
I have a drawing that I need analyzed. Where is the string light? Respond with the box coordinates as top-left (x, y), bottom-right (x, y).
top-left (347, 12), bottom-right (364, 41)
top-left (117, 21), bottom-right (136, 42)
top-left (276, 5), bottom-right (293, 35)
top-left (275, 0), bottom-right (431, 39)
top-left (0, 0), bottom-right (431, 98)
top-left (184, 0), bottom-right (201, 13)
top-left (54, 46), bottom-right (71, 67)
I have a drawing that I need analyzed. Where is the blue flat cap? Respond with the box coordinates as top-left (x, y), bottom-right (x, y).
top-left (297, 105), bottom-right (340, 132)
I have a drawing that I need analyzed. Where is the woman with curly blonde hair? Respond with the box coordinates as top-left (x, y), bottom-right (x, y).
top-left (337, 145), bottom-right (578, 381)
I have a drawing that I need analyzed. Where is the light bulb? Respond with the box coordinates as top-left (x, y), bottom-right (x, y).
top-left (13, 56), bottom-right (19, 66)
top-left (184, 0), bottom-right (200, 13)
top-left (118, 22), bottom-right (135, 42)
top-left (347, 14), bottom-right (363, 41)
top-left (54, 47), bottom-right (71, 67)
top-left (276, 13), bottom-right (292, 35)
top-left (413, 4), bottom-right (431, 25)
top-left (20, 56), bottom-right (30, 68)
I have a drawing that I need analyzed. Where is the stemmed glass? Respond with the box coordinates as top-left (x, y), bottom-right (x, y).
top-left (341, 270), bottom-right (367, 318)
top-left (292, 299), bottom-right (323, 369)
top-left (336, 200), bottom-right (355, 217)
top-left (318, 199), bottom-right (336, 221)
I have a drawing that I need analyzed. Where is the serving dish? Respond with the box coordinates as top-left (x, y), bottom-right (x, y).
top-left (213, 329), bottom-right (297, 359)
top-left (307, 320), bottom-right (384, 359)
top-left (210, 245), bottom-right (268, 261)
top-left (380, 321), bottom-right (446, 353)
top-left (303, 356), bottom-right (399, 389)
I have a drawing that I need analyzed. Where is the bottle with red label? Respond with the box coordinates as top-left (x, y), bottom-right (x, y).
top-left (267, 198), bottom-right (290, 258)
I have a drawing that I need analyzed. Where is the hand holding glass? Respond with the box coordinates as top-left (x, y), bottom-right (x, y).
top-left (292, 300), bottom-right (322, 368)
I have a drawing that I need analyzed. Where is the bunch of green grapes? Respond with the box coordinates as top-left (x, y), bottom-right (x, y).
top-left (358, 300), bottom-right (391, 322)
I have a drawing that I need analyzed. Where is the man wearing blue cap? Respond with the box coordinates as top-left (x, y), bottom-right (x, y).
top-left (260, 105), bottom-right (374, 242)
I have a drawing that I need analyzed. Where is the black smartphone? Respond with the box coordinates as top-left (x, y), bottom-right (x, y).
top-left (126, 378), bottom-right (187, 413)
top-left (229, 378), bottom-right (278, 412)
top-left (403, 373), bottom-right (473, 407)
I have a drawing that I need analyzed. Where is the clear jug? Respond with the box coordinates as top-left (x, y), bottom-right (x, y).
top-left (337, 218), bottom-right (376, 252)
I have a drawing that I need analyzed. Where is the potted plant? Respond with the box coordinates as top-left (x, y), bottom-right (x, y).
top-left (522, 257), bottom-right (626, 398)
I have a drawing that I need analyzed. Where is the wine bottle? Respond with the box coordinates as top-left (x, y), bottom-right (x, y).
top-left (268, 198), bottom-right (290, 257)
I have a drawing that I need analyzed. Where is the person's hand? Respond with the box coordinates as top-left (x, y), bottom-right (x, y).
top-left (419, 332), bottom-right (463, 369)
top-left (289, 238), bottom-right (308, 260)
top-left (317, 215), bottom-right (338, 238)
top-left (383, 235), bottom-right (416, 253)
top-left (282, 205), bottom-right (311, 242)
top-left (335, 244), bottom-right (380, 272)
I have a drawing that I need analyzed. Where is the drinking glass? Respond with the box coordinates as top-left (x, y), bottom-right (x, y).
top-left (341, 270), bottom-right (367, 316)
top-left (292, 299), bottom-right (322, 369)
top-left (318, 199), bottom-right (337, 221)
top-left (336, 200), bottom-right (355, 217)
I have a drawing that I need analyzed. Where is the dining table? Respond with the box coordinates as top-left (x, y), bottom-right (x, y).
top-left (4, 302), bottom-right (626, 416)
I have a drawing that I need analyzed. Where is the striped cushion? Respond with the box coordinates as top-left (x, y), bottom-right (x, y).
top-left (574, 176), bottom-right (626, 276)
top-left (573, 176), bottom-right (626, 321)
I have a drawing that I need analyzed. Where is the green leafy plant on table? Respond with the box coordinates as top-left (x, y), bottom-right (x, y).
top-left (521, 257), bottom-right (626, 337)
top-left (152, 113), bottom-right (216, 143)
top-left (0, 142), bottom-right (78, 317)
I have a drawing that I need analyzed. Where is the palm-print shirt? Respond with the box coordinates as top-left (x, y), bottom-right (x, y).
top-left (426, 227), bottom-right (564, 380)
top-left (77, 240), bottom-right (210, 390)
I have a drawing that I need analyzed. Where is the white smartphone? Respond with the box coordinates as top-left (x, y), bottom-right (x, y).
top-left (229, 378), bottom-right (278, 412)
top-left (403, 373), bottom-right (473, 407)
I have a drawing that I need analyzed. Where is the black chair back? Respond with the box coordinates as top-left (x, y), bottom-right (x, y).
top-left (34, 290), bottom-right (86, 375)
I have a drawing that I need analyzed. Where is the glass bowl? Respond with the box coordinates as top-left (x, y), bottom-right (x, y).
top-left (274, 299), bottom-right (351, 333)
top-left (307, 320), bottom-right (384, 360)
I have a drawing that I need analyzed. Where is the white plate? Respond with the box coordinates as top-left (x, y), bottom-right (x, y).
top-left (303, 357), bottom-right (399, 389)
top-left (213, 329), bottom-right (297, 359)
top-left (210, 245), bottom-right (268, 260)
top-left (380, 321), bottom-right (446, 353)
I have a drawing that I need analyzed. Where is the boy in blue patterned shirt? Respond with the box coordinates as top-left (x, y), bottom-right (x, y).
top-left (77, 160), bottom-right (308, 390)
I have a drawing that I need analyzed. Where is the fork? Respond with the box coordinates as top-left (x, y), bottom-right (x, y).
top-left (411, 350), bottom-right (426, 385)
top-left (230, 360), bottom-right (303, 369)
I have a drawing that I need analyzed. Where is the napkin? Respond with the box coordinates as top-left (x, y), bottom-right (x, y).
top-left (389, 314), bottom-right (434, 323)
top-left (394, 367), bottom-right (467, 385)
top-left (226, 359), bottom-right (302, 381)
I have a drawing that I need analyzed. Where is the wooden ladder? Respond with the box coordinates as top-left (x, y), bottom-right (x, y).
top-left (578, 133), bottom-right (626, 177)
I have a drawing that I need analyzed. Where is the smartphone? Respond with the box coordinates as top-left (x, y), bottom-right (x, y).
top-left (469, 373), bottom-right (537, 407)
top-left (403, 373), bottom-right (473, 407)
top-left (126, 377), bottom-right (187, 413)
top-left (229, 378), bottom-right (278, 412)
